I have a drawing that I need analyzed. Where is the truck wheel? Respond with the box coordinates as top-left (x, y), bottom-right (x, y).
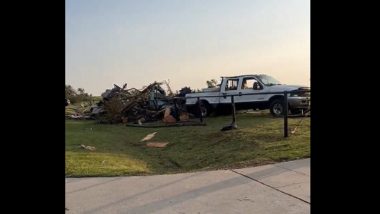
top-left (196, 101), bottom-right (211, 117)
top-left (270, 99), bottom-right (284, 117)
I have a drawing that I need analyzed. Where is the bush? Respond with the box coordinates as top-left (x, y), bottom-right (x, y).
top-left (178, 86), bottom-right (192, 97)
top-left (65, 85), bottom-right (93, 104)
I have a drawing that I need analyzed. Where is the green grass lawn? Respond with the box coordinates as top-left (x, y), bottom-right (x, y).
top-left (65, 112), bottom-right (310, 177)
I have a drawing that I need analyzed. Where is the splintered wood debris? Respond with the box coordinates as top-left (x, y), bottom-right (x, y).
top-left (146, 142), bottom-right (169, 148)
top-left (140, 132), bottom-right (157, 142)
top-left (80, 144), bottom-right (96, 151)
top-left (139, 132), bottom-right (169, 148)
top-left (89, 81), bottom-right (188, 124)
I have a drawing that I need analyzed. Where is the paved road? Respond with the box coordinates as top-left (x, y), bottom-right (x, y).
top-left (66, 158), bottom-right (310, 214)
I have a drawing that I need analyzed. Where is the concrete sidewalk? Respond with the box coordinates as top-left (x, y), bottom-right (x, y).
top-left (66, 158), bottom-right (310, 214)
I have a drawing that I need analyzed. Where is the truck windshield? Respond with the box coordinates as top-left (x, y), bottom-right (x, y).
top-left (257, 75), bottom-right (281, 86)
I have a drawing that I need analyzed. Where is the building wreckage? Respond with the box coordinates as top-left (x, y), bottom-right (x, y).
top-left (88, 81), bottom-right (194, 125)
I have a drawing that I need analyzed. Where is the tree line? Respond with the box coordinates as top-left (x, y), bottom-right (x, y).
top-left (65, 85), bottom-right (93, 104)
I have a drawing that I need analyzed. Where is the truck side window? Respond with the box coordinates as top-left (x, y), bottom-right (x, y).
top-left (241, 78), bottom-right (262, 90)
top-left (225, 79), bottom-right (239, 91)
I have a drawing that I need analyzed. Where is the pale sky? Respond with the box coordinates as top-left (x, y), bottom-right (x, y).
top-left (66, 0), bottom-right (310, 95)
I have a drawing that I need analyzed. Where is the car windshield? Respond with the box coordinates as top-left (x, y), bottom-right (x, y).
top-left (257, 75), bottom-right (281, 86)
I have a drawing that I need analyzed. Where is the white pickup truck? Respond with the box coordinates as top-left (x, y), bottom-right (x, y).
top-left (185, 74), bottom-right (310, 117)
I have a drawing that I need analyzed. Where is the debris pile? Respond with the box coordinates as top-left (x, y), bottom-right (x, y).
top-left (65, 105), bottom-right (93, 120)
top-left (90, 81), bottom-right (188, 124)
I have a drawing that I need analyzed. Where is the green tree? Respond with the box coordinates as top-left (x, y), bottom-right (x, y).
top-left (178, 86), bottom-right (192, 97)
top-left (65, 85), bottom-right (77, 102)
top-left (65, 85), bottom-right (93, 104)
top-left (65, 85), bottom-right (76, 97)
top-left (77, 88), bottom-right (85, 95)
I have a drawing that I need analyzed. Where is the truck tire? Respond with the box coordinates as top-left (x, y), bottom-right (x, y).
top-left (270, 98), bottom-right (284, 117)
top-left (196, 101), bottom-right (211, 117)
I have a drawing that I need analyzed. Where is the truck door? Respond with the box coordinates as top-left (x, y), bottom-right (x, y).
top-left (234, 77), bottom-right (265, 107)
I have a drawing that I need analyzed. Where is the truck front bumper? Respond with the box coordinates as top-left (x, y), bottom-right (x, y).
top-left (288, 97), bottom-right (310, 110)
